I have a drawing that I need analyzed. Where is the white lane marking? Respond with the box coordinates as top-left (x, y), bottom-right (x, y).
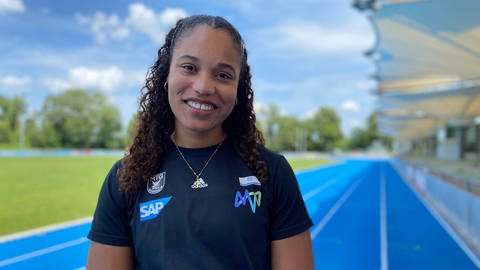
top-left (390, 160), bottom-right (480, 268)
top-left (311, 177), bottom-right (363, 239)
top-left (380, 165), bottom-right (389, 270)
top-left (302, 177), bottom-right (339, 201)
top-left (0, 237), bottom-right (88, 267)
top-left (0, 217), bottom-right (92, 243)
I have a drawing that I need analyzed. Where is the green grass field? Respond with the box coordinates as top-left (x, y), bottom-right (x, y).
top-left (288, 158), bottom-right (332, 171)
top-left (0, 156), bottom-right (331, 236)
top-left (0, 156), bottom-right (119, 236)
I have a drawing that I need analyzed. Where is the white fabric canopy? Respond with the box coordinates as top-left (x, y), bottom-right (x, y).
top-left (355, 0), bottom-right (480, 139)
top-left (379, 85), bottom-right (480, 120)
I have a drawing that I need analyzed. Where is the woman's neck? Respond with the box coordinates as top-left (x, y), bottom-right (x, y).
top-left (171, 129), bottom-right (226, 148)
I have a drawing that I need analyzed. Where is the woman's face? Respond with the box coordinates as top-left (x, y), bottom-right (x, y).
top-left (167, 24), bottom-right (241, 141)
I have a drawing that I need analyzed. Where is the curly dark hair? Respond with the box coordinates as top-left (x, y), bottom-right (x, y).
top-left (118, 15), bottom-right (268, 193)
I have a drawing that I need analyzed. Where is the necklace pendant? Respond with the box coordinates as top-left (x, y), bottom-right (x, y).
top-left (191, 177), bottom-right (208, 189)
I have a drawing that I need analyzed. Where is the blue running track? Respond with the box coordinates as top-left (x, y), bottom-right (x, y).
top-left (1, 159), bottom-right (479, 269)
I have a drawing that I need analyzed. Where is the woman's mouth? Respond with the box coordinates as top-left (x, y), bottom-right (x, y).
top-left (186, 100), bottom-right (216, 111)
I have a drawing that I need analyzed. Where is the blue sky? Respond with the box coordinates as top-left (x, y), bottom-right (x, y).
top-left (0, 0), bottom-right (376, 135)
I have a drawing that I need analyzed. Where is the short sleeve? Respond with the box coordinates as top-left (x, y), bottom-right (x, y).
top-left (87, 161), bottom-right (133, 246)
top-left (270, 156), bottom-right (313, 240)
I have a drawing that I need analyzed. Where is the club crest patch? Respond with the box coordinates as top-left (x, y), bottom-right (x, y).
top-left (147, 171), bottom-right (166, 194)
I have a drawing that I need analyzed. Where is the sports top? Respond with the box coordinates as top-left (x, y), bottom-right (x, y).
top-left (88, 138), bottom-right (313, 269)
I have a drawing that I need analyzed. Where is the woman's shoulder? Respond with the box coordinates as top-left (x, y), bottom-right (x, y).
top-left (107, 158), bottom-right (124, 175)
top-left (257, 145), bottom-right (288, 167)
top-left (101, 159), bottom-right (124, 188)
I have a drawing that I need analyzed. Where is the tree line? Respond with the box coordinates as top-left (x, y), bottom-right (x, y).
top-left (0, 89), bottom-right (391, 151)
top-left (258, 104), bottom-right (392, 152)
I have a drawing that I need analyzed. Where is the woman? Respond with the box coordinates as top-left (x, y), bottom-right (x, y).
top-left (86, 15), bottom-right (314, 270)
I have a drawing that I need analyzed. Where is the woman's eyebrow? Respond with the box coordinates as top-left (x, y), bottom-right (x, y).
top-left (177, 54), bottom-right (199, 62)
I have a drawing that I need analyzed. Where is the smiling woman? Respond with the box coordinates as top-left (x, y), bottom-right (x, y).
top-left (86, 15), bottom-right (314, 270)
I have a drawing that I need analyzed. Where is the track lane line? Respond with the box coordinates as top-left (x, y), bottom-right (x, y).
top-left (0, 237), bottom-right (88, 267)
top-left (380, 164), bottom-right (389, 270)
top-left (302, 177), bottom-right (339, 201)
top-left (0, 217), bottom-right (92, 243)
top-left (310, 177), bottom-right (364, 239)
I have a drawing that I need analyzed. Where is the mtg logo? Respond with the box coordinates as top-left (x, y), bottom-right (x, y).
top-left (234, 189), bottom-right (262, 213)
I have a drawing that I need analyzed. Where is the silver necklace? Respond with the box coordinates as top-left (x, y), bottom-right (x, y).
top-left (172, 136), bottom-right (223, 189)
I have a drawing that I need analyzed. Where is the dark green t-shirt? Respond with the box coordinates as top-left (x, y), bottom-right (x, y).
top-left (88, 138), bottom-right (312, 269)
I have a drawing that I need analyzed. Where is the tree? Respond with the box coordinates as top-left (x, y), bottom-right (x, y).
top-left (305, 107), bottom-right (343, 151)
top-left (257, 104), bottom-right (282, 150)
top-left (268, 115), bottom-right (302, 151)
top-left (274, 115), bottom-right (302, 151)
top-left (257, 104), bottom-right (281, 142)
top-left (31, 89), bottom-right (123, 148)
top-left (125, 113), bottom-right (138, 148)
top-left (0, 95), bottom-right (26, 146)
top-left (348, 113), bottom-right (393, 150)
top-left (257, 104), bottom-right (302, 151)
top-left (348, 127), bottom-right (370, 149)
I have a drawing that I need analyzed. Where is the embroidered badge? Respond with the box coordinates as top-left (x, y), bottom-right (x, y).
top-left (147, 171), bottom-right (166, 194)
top-left (139, 196), bottom-right (172, 221)
top-left (238, 175), bottom-right (261, 187)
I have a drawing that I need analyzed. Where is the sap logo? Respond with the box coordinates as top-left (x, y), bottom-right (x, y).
top-left (234, 189), bottom-right (261, 213)
top-left (139, 196), bottom-right (172, 221)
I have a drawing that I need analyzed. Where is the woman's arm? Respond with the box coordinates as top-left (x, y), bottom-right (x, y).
top-left (86, 241), bottom-right (134, 270)
top-left (271, 230), bottom-right (314, 270)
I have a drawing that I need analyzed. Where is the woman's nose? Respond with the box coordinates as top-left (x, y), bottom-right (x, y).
top-left (192, 73), bottom-right (215, 95)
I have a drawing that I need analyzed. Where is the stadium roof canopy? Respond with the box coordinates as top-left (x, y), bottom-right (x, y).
top-left (354, 0), bottom-right (480, 139)
top-left (377, 84), bottom-right (480, 138)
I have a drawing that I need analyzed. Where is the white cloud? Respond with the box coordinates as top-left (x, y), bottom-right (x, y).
top-left (44, 66), bottom-right (123, 92)
top-left (76, 3), bottom-right (187, 45)
top-left (341, 100), bottom-right (360, 113)
top-left (42, 78), bottom-right (72, 93)
top-left (264, 18), bottom-right (374, 55)
top-left (43, 66), bottom-right (145, 93)
top-left (126, 4), bottom-right (187, 44)
top-left (0, 0), bottom-right (25, 13)
top-left (69, 66), bottom-right (124, 92)
top-left (76, 12), bottom-right (130, 44)
top-left (0, 75), bottom-right (30, 87)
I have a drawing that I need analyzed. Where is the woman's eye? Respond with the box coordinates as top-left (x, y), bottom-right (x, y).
top-left (181, 64), bottom-right (195, 72)
top-left (217, 72), bottom-right (233, 80)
